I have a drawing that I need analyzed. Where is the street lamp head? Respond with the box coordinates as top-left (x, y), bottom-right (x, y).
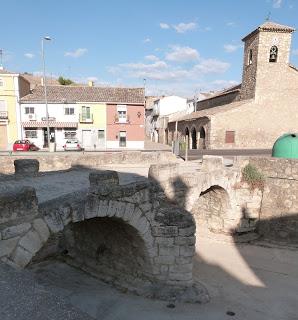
top-left (44, 36), bottom-right (51, 41)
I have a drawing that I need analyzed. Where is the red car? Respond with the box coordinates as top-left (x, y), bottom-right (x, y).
top-left (13, 140), bottom-right (39, 152)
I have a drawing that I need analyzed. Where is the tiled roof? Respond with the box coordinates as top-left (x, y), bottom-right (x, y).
top-left (21, 85), bottom-right (145, 104)
top-left (169, 100), bottom-right (252, 123)
top-left (242, 21), bottom-right (295, 41)
top-left (198, 84), bottom-right (241, 103)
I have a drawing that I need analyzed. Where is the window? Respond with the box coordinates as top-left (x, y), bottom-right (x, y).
top-left (25, 107), bottom-right (34, 114)
top-left (82, 106), bottom-right (91, 118)
top-left (64, 130), bottom-right (77, 139)
top-left (0, 78), bottom-right (3, 87)
top-left (269, 46), bottom-right (278, 63)
top-left (98, 130), bottom-right (105, 140)
top-left (225, 131), bottom-right (235, 143)
top-left (0, 100), bottom-right (6, 111)
top-left (248, 49), bottom-right (253, 65)
top-left (25, 130), bottom-right (37, 139)
top-left (119, 131), bottom-right (126, 147)
top-left (65, 107), bottom-right (74, 115)
top-left (117, 105), bottom-right (127, 123)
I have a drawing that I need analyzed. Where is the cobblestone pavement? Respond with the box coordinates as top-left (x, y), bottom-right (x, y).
top-left (0, 166), bottom-right (149, 203)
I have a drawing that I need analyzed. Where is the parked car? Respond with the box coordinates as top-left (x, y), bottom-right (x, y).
top-left (63, 140), bottom-right (83, 151)
top-left (13, 140), bottom-right (39, 152)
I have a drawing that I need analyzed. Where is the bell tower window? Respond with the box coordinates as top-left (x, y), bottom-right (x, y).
top-left (248, 49), bottom-right (253, 65)
top-left (269, 46), bottom-right (278, 62)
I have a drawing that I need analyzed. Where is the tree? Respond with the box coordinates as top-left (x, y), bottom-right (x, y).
top-left (58, 76), bottom-right (74, 85)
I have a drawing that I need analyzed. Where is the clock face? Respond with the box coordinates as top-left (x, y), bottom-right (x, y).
top-left (272, 37), bottom-right (279, 45)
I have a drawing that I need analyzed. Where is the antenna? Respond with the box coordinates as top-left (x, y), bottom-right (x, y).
top-left (266, 11), bottom-right (271, 22)
top-left (0, 49), bottom-right (3, 69)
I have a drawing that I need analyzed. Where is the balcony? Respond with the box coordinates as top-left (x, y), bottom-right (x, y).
top-left (0, 111), bottom-right (8, 120)
top-left (114, 114), bottom-right (130, 124)
top-left (79, 113), bottom-right (94, 123)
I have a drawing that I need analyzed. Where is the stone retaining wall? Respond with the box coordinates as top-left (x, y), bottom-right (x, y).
top-left (0, 151), bottom-right (178, 175)
top-left (248, 157), bottom-right (298, 244)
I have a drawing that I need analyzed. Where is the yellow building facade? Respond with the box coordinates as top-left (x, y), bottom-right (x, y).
top-left (0, 69), bottom-right (30, 150)
top-left (77, 102), bottom-right (107, 149)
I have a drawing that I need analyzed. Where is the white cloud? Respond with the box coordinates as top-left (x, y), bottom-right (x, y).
top-left (24, 53), bottom-right (35, 59)
top-left (273, 0), bottom-right (282, 8)
top-left (143, 38), bottom-right (151, 43)
top-left (145, 55), bottom-right (159, 61)
top-left (160, 23), bottom-right (170, 29)
top-left (64, 48), bottom-right (88, 58)
top-left (292, 49), bottom-right (298, 56)
top-left (193, 59), bottom-right (230, 74)
top-left (226, 22), bottom-right (236, 27)
top-left (173, 22), bottom-right (197, 33)
top-left (224, 44), bottom-right (241, 53)
top-left (165, 46), bottom-right (200, 62)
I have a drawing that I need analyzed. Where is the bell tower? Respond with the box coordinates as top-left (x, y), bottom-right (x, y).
top-left (240, 21), bottom-right (295, 101)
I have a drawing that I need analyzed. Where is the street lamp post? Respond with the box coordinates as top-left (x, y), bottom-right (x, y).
top-left (41, 36), bottom-right (51, 149)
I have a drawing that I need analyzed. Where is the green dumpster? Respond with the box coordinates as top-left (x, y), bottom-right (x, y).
top-left (272, 133), bottom-right (298, 159)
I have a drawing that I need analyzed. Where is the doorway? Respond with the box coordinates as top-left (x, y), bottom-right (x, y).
top-left (43, 128), bottom-right (55, 147)
top-left (199, 127), bottom-right (206, 149)
top-left (119, 131), bottom-right (126, 147)
top-left (82, 130), bottom-right (92, 149)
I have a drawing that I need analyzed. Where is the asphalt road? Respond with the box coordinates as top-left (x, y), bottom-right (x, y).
top-left (180, 149), bottom-right (272, 161)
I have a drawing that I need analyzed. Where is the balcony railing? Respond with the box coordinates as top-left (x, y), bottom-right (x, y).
top-left (0, 111), bottom-right (8, 120)
top-left (114, 114), bottom-right (130, 124)
top-left (79, 113), bottom-right (94, 123)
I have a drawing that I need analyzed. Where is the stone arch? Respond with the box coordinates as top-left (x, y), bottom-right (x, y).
top-left (199, 126), bottom-right (206, 149)
top-left (192, 185), bottom-right (231, 234)
top-left (191, 126), bottom-right (197, 149)
top-left (185, 126), bottom-right (190, 149)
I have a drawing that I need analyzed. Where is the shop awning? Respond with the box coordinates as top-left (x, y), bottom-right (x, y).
top-left (22, 121), bottom-right (78, 128)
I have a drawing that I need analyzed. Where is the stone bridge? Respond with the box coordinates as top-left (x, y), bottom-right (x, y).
top-left (1, 155), bottom-right (297, 303)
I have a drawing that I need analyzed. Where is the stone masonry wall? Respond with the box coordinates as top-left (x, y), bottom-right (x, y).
top-left (0, 151), bottom-right (178, 175)
top-left (0, 169), bottom-right (209, 303)
top-left (248, 157), bottom-right (298, 244)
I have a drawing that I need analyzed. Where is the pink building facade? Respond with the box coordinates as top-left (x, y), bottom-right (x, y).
top-left (106, 103), bottom-right (145, 149)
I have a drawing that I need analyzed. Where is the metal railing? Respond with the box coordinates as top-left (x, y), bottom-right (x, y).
top-left (79, 113), bottom-right (94, 123)
top-left (0, 111), bottom-right (8, 119)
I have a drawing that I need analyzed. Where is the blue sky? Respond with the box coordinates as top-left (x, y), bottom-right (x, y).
top-left (1, 0), bottom-right (298, 97)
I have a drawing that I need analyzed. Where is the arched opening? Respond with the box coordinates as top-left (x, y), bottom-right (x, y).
top-left (199, 127), bottom-right (206, 149)
top-left (185, 127), bottom-right (190, 149)
top-left (60, 217), bottom-right (153, 290)
top-left (192, 186), bottom-right (230, 234)
top-left (191, 127), bottom-right (197, 149)
top-left (269, 46), bottom-right (278, 63)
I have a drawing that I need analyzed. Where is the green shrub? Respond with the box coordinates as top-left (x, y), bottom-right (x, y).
top-left (242, 164), bottom-right (265, 191)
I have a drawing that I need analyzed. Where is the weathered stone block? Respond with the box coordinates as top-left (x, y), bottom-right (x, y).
top-left (89, 170), bottom-right (119, 195)
top-left (169, 263), bottom-right (193, 273)
top-left (12, 246), bottom-right (33, 268)
top-left (44, 211), bottom-right (64, 233)
top-left (154, 255), bottom-right (175, 265)
top-left (154, 237), bottom-right (174, 245)
top-left (0, 187), bottom-right (38, 225)
top-left (174, 236), bottom-right (196, 246)
top-left (175, 256), bottom-right (193, 265)
top-left (97, 200), bottom-right (109, 217)
top-left (1, 223), bottom-right (31, 240)
top-left (169, 271), bottom-right (192, 281)
top-left (179, 245), bottom-right (195, 257)
top-left (123, 202), bottom-right (135, 222)
top-left (0, 237), bottom-right (19, 258)
top-left (33, 218), bottom-right (50, 243)
top-left (179, 226), bottom-right (196, 237)
top-left (152, 226), bottom-right (178, 237)
top-left (159, 245), bottom-right (180, 256)
top-left (14, 159), bottom-right (39, 176)
top-left (19, 230), bottom-right (42, 254)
